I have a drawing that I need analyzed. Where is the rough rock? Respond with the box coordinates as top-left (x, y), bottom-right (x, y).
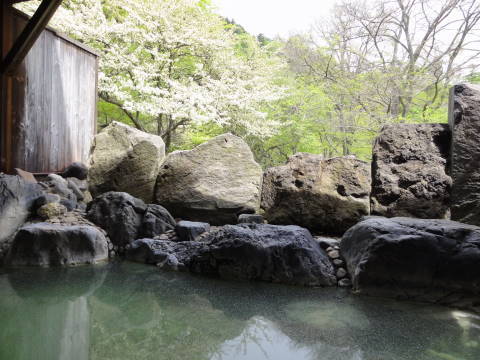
top-left (371, 123), bottom-right (452, 219)
top-left (42, 174), bottom-right (77, 202)
top-left (155, 133), bottom-right (263, 225)
top-left (127, 224), bottom-right (336, 287)
top-left (87, 192), bottom-right (176, 249)
top-left (140, 204), bottom-right (176, 238)
top-left (88, 121), bottom-right (165, 202)
top-left (175, 221), bottom-right (210, 242)
top-left (341, 216), bottom-right (480, 300)
top-left (6, 223), bottom-right (108, 266)
top-left (126, 239), bottom-right (203, 268)
top-left (238, 214), bottom-right (264, 224)
top-left (87, 192), bottom-right (146, 248)
top-left (37, 203), bottom-right (68, 220)
top-left (0, 174), bottom-right (43, 244)
top-left (61, 162), bottom-right (88, 180)
top-left (261, 153), bottom-right (371, 235)
top-left (449, 83), bottom-right (480, 225)
top-left (35, 193), bottom-right (61, 208)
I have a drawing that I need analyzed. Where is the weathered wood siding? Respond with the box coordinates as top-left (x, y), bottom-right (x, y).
top-left (1, 8), bottom-right (97, 173)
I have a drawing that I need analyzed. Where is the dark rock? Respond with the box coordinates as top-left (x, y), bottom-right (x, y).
top-left (126, 239), bottom-right (203, 268)
top-left (238, 214), bottom-right (264, 224)
top-left (192, 224), bottom-right (336, 286)
top-left (66, 178), bottom-right (84, 201)
top-left (87, 192), bottom-right (146, 248)
top-left (140, 204), bottom-right (176, 238)
top-left (6, 223), bottom-right (108, 266)
top-left (60, 199), bottom-right (77, 211)
top-left (371, 123), bottom-right (451, 218)
top-left (449, 83), bottom-right (480, 225)
top-left (41, 174), bottom-right (77, 204)
top-left (341, 216), bottom-right (480, 299)
top-left (61, 162), bottom-right (88, 180)
top-left (87, 192), bottom-right (176, 249)
top-left (0, 174), bottom-right (43, 244)
top-left (127, 224), bottom-right (336, 287)
top-left (34, 193), bottom-right (61, 208)
top-left (261, 153), bottom-right (370, 235)
top-left (176, 220), bottom-right (210, 242)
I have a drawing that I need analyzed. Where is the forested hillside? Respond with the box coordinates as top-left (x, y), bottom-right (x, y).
top-left (18, 0), bottom-right (480, 166)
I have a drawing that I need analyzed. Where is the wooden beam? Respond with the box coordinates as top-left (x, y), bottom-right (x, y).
top-left (0, 0), bottom-right (62, 75)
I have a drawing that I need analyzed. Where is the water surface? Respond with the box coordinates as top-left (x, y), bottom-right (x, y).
top-left (1, 262), bottom-right (479, 360)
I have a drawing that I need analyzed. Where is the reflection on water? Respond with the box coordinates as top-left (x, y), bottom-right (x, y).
top-left (1, 262), bottom-right (480, 360)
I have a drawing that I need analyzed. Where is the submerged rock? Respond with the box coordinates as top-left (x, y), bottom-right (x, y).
top-left (127, 224), bottom-right (336, 287)
top-left (341, 216), bottom-right (480, 301)
top-left (449, 83), bottom-right (480, 225)
top-left (88, 121), bottom-right (165, 202)
top-left (261, 153), bottom-right (371, 235)
top-left (6, 223), bottom-right (108, 266)
top-left (155, 133), bottom-right (263, 225)
top-left (0, 174), bottom-right (43, 244)
top-left (371, 123), bottom-right (451, 218)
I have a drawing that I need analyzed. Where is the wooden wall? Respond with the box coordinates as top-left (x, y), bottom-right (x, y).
top-left (1, 7), bottom-right (98, 173)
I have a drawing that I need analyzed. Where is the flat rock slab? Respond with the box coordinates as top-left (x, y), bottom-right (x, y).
top-left (7, 223), bottom-right (108, 266)
top-left (341, 216), bottom-right (480, 301)
top-left (175, 220), bottom-right (210, 242)
top-left (127, 224), bottom-right (336, 287)
top-left (371, 123), bottom-right (451, 218)
top-left (449, 83), bottom-right (480, 225)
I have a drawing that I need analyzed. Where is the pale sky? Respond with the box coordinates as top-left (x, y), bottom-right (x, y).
top-left (213, 0), bottom-right (338, 38)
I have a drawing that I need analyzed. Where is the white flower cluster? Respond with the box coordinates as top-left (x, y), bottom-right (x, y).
top-left (18, 0), bottom-right (287, 137)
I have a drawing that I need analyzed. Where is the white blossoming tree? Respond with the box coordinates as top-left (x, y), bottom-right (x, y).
top-left (18, 0), bottom-right (286, 148)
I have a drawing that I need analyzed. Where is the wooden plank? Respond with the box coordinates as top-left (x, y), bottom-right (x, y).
top-left (1, 0), bottom-right (62, 75)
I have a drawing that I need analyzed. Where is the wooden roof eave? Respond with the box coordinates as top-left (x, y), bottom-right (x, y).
top-left (1, 0), bottom-right (63, 75)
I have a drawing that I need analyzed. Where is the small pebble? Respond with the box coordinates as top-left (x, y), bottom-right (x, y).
top-left (328, 250), bottom-right (340, 259)
top-left (336, 268), bottom-right (347, 278)
top-left (333, 259), bottom-right (344, 266)
top-left (326, 247), bottom-right (333, 252)
top-left (338, 278), bottom-right (352, 287)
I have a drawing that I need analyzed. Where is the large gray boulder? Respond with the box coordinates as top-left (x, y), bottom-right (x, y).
top-left (0, 174), bottom-right (43, 244)
top-left (127, 224), bottom-right (337, 287)
top-left (87, 192), bottom-right (175, 249)
top-left (88, 121), bottom-right (165, 203)
top-left (155, 133), bottom-right (263, 225)
top-left (449, 83), bottom-right (480, 225)
top-left (371, 124), bottom-right (452, 219)
top-left (341, 216), bottom-right (480, 303)
top-left (261, 153), bottom-right (371, 235)
top-left (6, 223), bottom-right (108, 266)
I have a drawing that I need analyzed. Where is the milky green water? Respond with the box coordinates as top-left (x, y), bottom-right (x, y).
top-left (0, 262), bottom-right (479, 360)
